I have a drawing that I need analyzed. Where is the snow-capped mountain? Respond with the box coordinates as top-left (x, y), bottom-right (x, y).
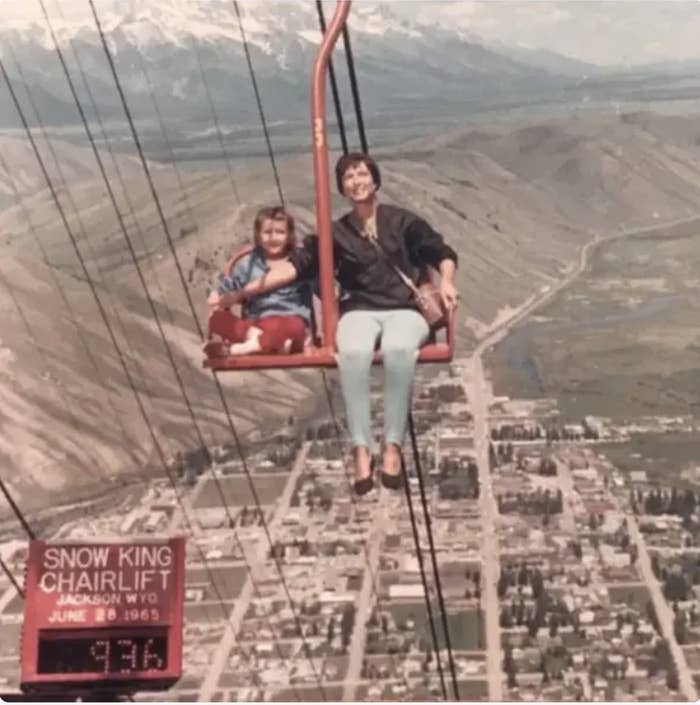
top-left (0, 0), bottom-right (580, 131)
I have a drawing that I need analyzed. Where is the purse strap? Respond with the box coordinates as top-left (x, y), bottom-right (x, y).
top-left (342, 214), bottom-right (422, 297)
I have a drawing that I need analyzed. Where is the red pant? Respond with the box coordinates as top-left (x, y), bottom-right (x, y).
top-left (208, 310), bottom-right (306, 353)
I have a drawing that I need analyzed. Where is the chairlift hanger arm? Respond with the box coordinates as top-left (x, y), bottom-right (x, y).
top-left (204, 0), bottom-right (456, 371)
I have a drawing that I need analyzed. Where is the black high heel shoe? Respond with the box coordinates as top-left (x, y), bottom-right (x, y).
top-left (380, 452), bottom-right (403, 490)
top-left (353, 456), bottom-right (375, 496)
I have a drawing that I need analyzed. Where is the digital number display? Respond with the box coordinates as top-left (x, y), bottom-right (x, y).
top-left (37, 631), bottom-right (168, 675)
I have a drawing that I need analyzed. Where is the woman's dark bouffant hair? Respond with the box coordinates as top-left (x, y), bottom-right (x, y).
top-left (253, 206), bottom-right (296, 250)
top-left (335, 152), bottom-right (381, 195)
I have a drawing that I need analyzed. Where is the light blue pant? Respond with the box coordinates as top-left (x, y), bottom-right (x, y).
top-left (336, 309), bottom-right (429, 450)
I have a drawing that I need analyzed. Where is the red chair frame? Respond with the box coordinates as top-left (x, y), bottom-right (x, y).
top-left (204, 246), bottom-right (454, 370)
top-left (203, 0), bottom-right (454, 372)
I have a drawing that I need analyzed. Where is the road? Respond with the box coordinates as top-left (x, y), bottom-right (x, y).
top-left (464, 355), bottom-right (503, 701)
top-left (627, 515), bottom-right (697, 700)
top-left (342, 496), bottom-right (391, 701)
top-left (198, 442), bottom-right (312, 702)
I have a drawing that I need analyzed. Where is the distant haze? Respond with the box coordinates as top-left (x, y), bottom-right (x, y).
top-left (2, 0), bottom-right (700, 67)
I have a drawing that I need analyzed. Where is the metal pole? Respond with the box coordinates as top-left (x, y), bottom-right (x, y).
top-left (310, 0), bottom-right (351, 351)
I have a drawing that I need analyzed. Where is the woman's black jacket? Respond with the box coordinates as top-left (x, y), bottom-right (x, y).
top-left (288, 204), bottom-right (458, 315)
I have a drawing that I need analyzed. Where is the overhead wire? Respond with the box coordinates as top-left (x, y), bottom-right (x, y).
top-left (87, 2), bottom-right (327, 695)
top-left (232, 0), bottom-right (285, 204)
top-left (315, 0), bottom-right (349, 155)
top-left (53, 1), bottom-right (220, 453)
top-left (53, 0), bottom-right (183, 330)
top-left (1, 58), bottom-right (260, 681)
top-left (0, 49), bottom-right (237, 646)
top-left (3, 38), bottom-right (157, 415)
top-left (190, 38), bottom-right (240, 204)
top-left (0, 555), bottom-right (24, 600)
top-left (323, 15), bottom-right (457, 697)
top-left (399, 451), bottom-right (448, 698)
top-left (0, 258), bottom-right (86, 451)
top-left (0, 151), bottom-right (138, 471)
top-left (0, 481), bottom-right (31, 600)
top-left (36, 0), bottom-right (214, 469)
top-left (131, 46), bottom-right (198, 231)
top-left (408, 413), bottom-right (461, 699)
top-left (0, 479), bottom-right (36, 541)
top-left (38, 0), bottom-right (259, 633)
top-left (233, 3), bottom-right (442, 693)
top-left (340, 22), bottom-right (368, 153)
top-left (2, 45), bottom-right (270, 693)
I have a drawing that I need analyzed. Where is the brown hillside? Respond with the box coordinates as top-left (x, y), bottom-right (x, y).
top-left (1, 110), bottom-right (700, 511)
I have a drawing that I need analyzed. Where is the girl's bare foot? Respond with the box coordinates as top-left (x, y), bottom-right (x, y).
top-left (282, 338), bottom-right (293, 354)
top-left (229, 327), bottom-right (263, 356)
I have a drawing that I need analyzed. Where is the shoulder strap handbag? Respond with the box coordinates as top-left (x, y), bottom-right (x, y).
top-left (344, 214), bottom-right (447, 330)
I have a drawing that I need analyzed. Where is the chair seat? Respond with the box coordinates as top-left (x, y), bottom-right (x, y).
top-left (204, 340), bottom-right (453, 371)
top-left (204, 347), bottom-right (337, 371)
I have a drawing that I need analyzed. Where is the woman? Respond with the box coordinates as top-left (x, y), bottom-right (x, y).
top-left (213, 153), bottom-right (458, 493)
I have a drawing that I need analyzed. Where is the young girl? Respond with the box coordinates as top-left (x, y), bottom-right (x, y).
top-left (204, 206), bottom-right (310, 357)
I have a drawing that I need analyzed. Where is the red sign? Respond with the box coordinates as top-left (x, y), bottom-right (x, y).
top-left (21, 538), bottom-right (185, 692)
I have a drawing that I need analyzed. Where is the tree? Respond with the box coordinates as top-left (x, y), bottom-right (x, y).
top-left (532, 571), bottom-right (545, 600)
top-left (549, 614), bottom-right (559, 638)
top-left (666, 667), bottom-right (679, 691)
top-left (503, 647), bottom-right (517, 688)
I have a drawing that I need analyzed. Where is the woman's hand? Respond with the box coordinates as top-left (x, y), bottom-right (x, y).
top-left (440, 280), bottom-right (459, 310)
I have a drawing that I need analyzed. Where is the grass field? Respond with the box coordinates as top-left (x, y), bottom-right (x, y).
top-left (386, 601), bottom-right (485, 650)
top-left (192, 474), bottom-right (289, 509)
top-left (487, 228), bottom-right (700, 423)
top-left (186, 565), bottom-right (248, 600)
top-left (606, 583), bottom-right (651, 609)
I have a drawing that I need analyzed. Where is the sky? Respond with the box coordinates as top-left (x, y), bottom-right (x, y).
top-left (2, 0), bottom-right (700, 67)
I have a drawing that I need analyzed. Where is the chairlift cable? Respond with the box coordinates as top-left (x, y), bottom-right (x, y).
top-left (315, 0), bottom-right (349, 155)
top-left (4, 39), bottom-right (155, 404)
top-left (190, 40), bottom-right (241, 205)
top-left (132, 49), bottom-right (199, 231)
top-left (42, 1), bottom-right (261, 628)
top-left (232, 0), bottom-right (285, 205)
top-left (56, 12), bottom-right (224, 457)
top-left (319, 376), bottom-right (416, 693)
top-left (0, 479), bottom-right (36, 541)
top-left (38, 1), bottom-right (214, 466)
top-left (0, 137), bottom-right (137, 468)
top-left (0, 55), bottom-right (235, 641)
top-left (88, 5), bottom-right (329, 694)
top-left (409, 412), bottom-right (461, 699)
top-left (236, 17), bottom-right (410, 690)
top-left (331, 15), bottom-right (458, 691)
top-left (0, 58), bottom-right (267, 696)
top-left (0, 261), bottom-right (88, 455)
top-left (340, 24), bottom-right (368, 153)
top-left (400, 452), bottom-right (448, 699)
top-left (0, 555), bottom-right (24, 600)
top-left (53, 2), bottom-right (185, 330)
